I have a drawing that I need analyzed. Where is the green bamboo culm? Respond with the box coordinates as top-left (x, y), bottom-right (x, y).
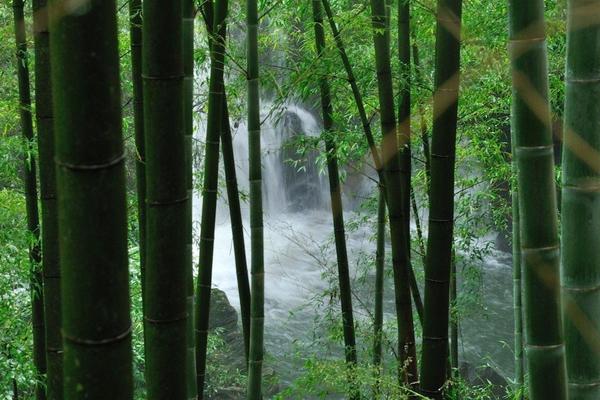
top-left (32, 0), bottom-right (62, 397)
top-left (311, 1), bottom-right (359, 398)
top-left (508, 1), bottom-right (568, 399)
top-left (369, 0), bottom-right (419, 387)
top-left (199, 0), bottom-right (252, 360)
top-left (183, 0), bottom-right (198, 398)
top-left (419, 0), bottom-right (462, 397)
top-left (321, 0), bottom-right (423, 324)
top-left (48, 0), bottom-right (133, 396)
top-left (195, 0), bottom-right (228, 397)
top-left (221, 95), bottom-right (252, 359)
top-left (450, 255), bottom-right (458, 374)
top-left (561, 1), bottom-right (600, 399)
top-left (12, 1), bottom-right (46, 397)
top-left (142, 0), bottom-right (188, 396)
top-left (511, 98), bottom-right (524, 397)
top-left (373, 189), bottom-right (386, 396)
top-left (397, 0), bottom-right (422, 330)
top-left (128, 0), bottom-right (145, 304)
top-left (246, 0), bottom-right (265, 397)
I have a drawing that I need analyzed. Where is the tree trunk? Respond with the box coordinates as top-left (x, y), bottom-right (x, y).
top-left (246, 0), bottom-right (265, 397)
top-left (142, 0), bottom-right (187, 397)
top-left (419, 0), bottom-right (463, 397)
top-left (561, 1), bottom-right (600, 398)
top-left (50, 0), bottom-right (133, 396)
top-left (12, 1), bottom-right (46, 397)
top-left (32, 0), bottom-right (62, 397)
top-left (508, 1), bottom-right (568, 399)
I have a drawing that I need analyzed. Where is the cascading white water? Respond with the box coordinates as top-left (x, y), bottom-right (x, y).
top-left (193, 94), bottom-right (516, 390)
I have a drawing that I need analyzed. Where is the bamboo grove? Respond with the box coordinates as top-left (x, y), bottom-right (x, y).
top-left (4, 0), bottom-right (600, 399)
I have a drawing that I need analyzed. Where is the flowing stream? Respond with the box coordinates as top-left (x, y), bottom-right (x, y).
top-left (193, 101), bottom-right (515, 389)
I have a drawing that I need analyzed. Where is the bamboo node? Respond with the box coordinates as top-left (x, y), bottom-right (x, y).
top-left (144, 313), bottom-right (188, 324)
top-left (63, 324), bottom-right (132, 346)
top-left (55, 153), bottom-right (125, 171)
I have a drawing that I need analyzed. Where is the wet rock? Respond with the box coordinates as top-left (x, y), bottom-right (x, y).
top-left (207, 288), bottom-right (280, 399)
top-left (209, 288), bottom-right (246, 371)
top-left (459, 362), bottom-right (508, 399)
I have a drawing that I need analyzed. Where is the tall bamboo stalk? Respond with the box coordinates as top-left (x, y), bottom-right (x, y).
top-left (49, 0), bottom-right (133, 396)
top-left (12, 2), bottom-right (46, 397)
top-left (321, 0), bottom-right (423, 325)
top-left (410, 25), bottom-right (431, 186)
top-left (419, 0), bottom-right (462, 397)
top-left (397, 0), bottom-right (420, 333)
top-left (312, 1), bottom-right (358, 397)
top-left (200, 0), bottom-right (252, 361)
top-left (32, 0), bottom-right (61, 397)
top-left (508, 1), bottom-right (568, 399)
top-left (369, 0), bottom-right (418, 387)
top-left (195, 0), bottom-right (228, 397)
top-left (142, 0), bottom-right (187, 396)
top-left (561, 1), bottom-right (600, 398)
top-left (129, 0), bottom-right (145, 304)
top-left (182, 1), bottom-right (198, 399)
top-left (373, 190), bottom-right (386, 395)
top-left (450, 255), bottom-right (458, 373)
top-left (246, 0), bottom-right (265, 397)
top-left (511, 101), bottom-right (524, 397)
top-left (221, 96), bottom-right (252, 359)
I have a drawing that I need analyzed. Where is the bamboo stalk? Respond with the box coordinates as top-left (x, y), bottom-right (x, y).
top-left (312, 1), bottom-right (359, 398)
top-left (195, 0), bottom-right (228, 397)
top-left (49, 0), bottom-right (133, 396)
top-left (508, 1), bottom-right (568, 399)
top-left (142, 0), bottom-right (188, 396)
top-left (183, 1), bottom-right (198, 398)
top-left (561, 1), bottom-right (600, 398)
top-left (419, 0), bottom-right (463, 397)
top-left (369, 0), bottom-right (419, 388)
top-left (32, 0), bottom-right (61, 396)
top-left (12, 1), bottom-right (46, 397)
top-left (246, 0), bottom-right (265, 397)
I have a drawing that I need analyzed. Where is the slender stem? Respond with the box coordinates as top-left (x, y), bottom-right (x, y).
top-left (221, 94), bottom-right (252, 361)
top-left (195, 0), bottom-right (228, 398)
top-left (32, 0), bottom-right (62, 396)
top-left (183, 1), bottom-right (198, 399)
top-left (312, 1), bottom-right (359, 398)
top-left (369, 0), bottom-right (419, 388)
top-left (373, 189), bottom-right (386, 398)
top-left (12, 1), bottom-right (46, 397)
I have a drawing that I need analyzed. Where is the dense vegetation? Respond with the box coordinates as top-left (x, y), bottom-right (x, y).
top-left (1, 0), bottom-right (590, 399)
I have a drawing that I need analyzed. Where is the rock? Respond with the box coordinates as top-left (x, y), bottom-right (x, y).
top-left (207, 288), bottom-right (280, 398)
top-left (459, 362), bottom-right (508, 399)
top-left (209, 288), bottom-right (246, 372)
